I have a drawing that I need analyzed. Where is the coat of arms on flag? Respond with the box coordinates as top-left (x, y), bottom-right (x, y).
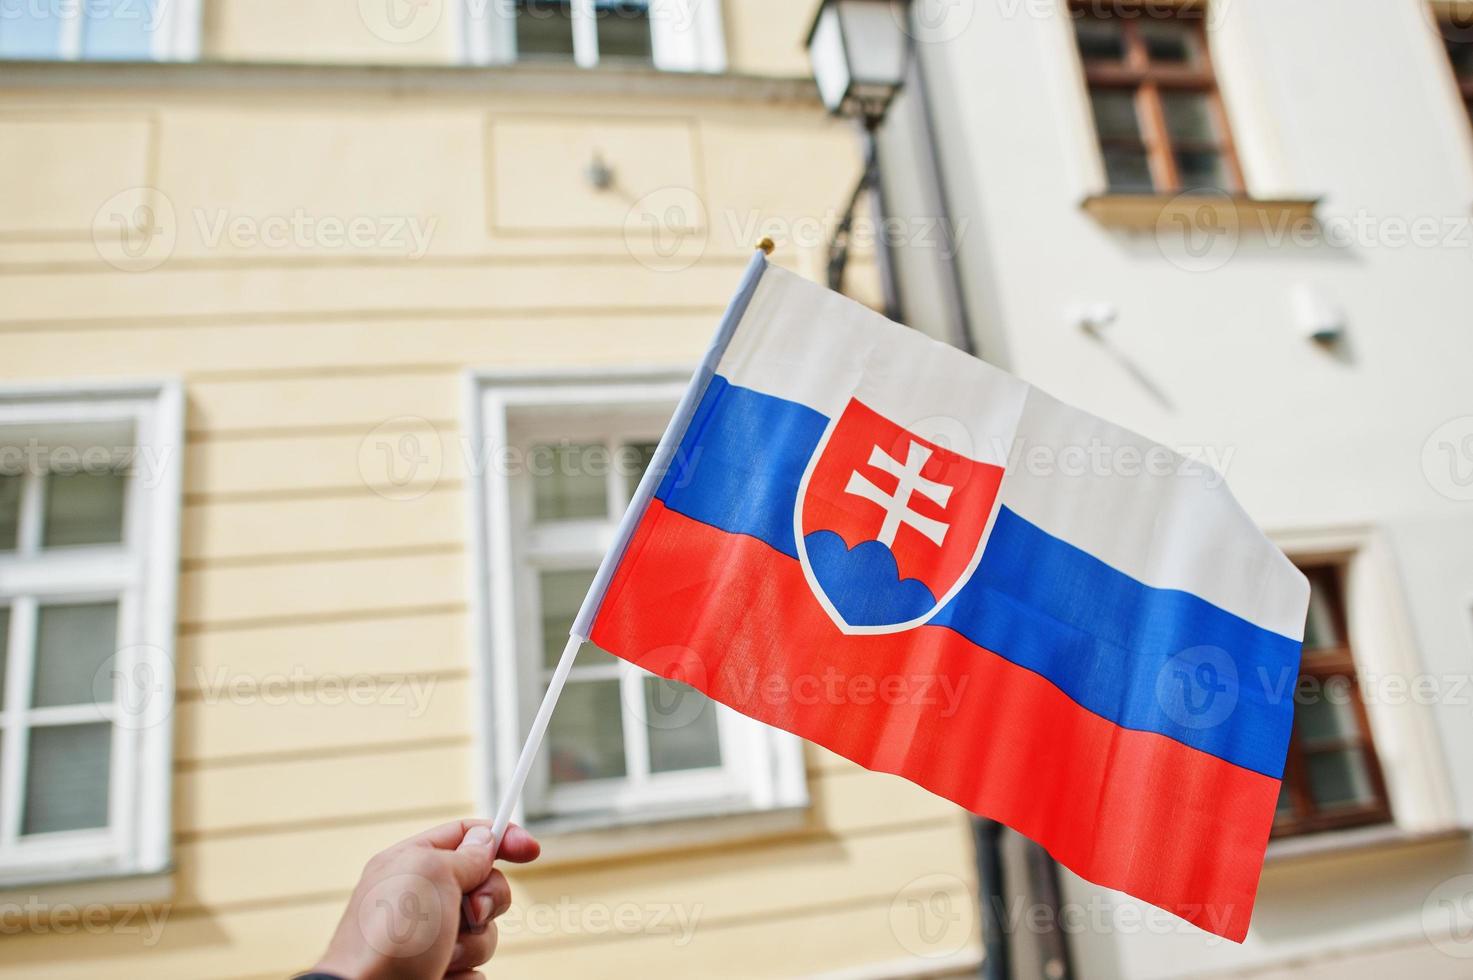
top-left (796, 397), bottom-right (1004, 634)
top-left (511, 251), bottom-right (1311, 945)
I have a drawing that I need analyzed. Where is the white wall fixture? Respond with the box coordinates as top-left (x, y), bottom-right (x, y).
top-left (1069, 301), bottom-right (1119, 337)
top-left (1291, 282), bottom-right (1347, 345)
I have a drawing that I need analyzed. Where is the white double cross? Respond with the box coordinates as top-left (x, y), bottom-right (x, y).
top-left (843, 440), bottom-right (954, 548)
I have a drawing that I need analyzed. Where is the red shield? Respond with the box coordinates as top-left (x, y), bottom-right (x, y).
top-left (796, 399), bottom-right (1004, 633)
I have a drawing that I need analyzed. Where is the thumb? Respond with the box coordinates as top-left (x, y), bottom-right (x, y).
top-left (447, 825), bottom-right (497, 891)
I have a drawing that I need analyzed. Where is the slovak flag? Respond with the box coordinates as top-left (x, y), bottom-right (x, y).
top-left (575, 255), bottom-right (1309, 942)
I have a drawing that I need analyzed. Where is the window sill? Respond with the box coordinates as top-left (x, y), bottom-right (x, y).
top-left (1265, 823), bottom-right (1468, 866)
top-left (0, 867), bottom-right (173, 907)
top-left (526, 802), bottom-right (811, 870)
top-left (1081, 193), bottom-right (1320, 232)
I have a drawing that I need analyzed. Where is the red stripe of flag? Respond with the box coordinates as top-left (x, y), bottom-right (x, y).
top-left (593, 499), bottom-right (1278, 941)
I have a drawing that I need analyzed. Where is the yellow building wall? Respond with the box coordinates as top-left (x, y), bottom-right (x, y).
top-left (202, 0), bottom-right (820, 76)
top-left (0, 60), bottom-right (979, 980)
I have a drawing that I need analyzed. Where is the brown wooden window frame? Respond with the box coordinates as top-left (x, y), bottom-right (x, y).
top-left (1440, 17), bottom-right (1473, 124)
top-left (1272, 561), bottom-right (1394, 839)
top-left (1069, 0), bottom-right (1245, 195)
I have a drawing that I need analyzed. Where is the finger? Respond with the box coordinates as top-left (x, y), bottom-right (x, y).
top-left (465, 869), bottom-right (512, 927)
top-left (496, 824), bottom-right (541, 864)
top-left (446, 825), bottom-right (497, 891)
top-left (444, 972), bottom-right (486, 980)
top-left (447, 923), bottom-right (498, 972)
top-left (407, 818), bottom-right (495, 851)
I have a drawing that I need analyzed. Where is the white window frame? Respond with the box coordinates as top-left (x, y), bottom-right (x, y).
top-left (1264, 526), bottom-right (1462, 861)
top-left (460, 0), bottom-right (726, 72)
top-left (0, 380), bottom-right (182, 887)
top-left (465, 367), bottom-right (806, 836)
top-left (0, 0), bottom-right (201, 62)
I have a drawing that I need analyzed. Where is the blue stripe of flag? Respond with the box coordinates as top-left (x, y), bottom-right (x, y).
top-left (655, 374), bottom-right (1299, 778)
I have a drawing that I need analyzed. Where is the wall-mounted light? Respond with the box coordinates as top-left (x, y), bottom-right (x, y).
top-left (585, 150), bottom-right (614, 191)
top-left (805, 0), bottom-right (910, 125)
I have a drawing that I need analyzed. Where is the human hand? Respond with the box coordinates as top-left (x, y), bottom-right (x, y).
top-left (310, 819), bottom-right (541, 980)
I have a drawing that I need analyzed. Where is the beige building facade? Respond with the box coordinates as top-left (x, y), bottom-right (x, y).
top-left (0, 2), bottom-right (987, 977)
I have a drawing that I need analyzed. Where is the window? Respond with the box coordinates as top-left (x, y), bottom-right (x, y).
top-left (1440, 16), bottom-right (1473, 125)
top-left (468, 370), bottom-right (805, 833)
top-left (0, 0), bottom-right (200, 61)
top-left (1272, 562), bottom-right (1392, 838)
top-left (0, 381), bottom-right (182, 885)
top-left (1070, 1), bottom-right (1243, 194)
top-left (463, 0), bottom-right (725, 72)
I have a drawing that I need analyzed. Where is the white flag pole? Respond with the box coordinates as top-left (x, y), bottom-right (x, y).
top-left (483, 241), bottom-right (775, 861)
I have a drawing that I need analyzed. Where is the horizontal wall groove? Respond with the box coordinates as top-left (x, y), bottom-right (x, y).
top-left (184, 481), bottom-right (465, 506)
top-left (176, 668), bottom-right (469, 700)
top-left (173, 803), bottom-right (471, 845)
top-left (0, 59), bottom-right (821, 103)
top-left (179, 541), bottom-right (461, 572)
top-left (0, 304), bottom-right (727, 333)
top-left (176, 601), bottom-right (468, 636)
top-left (186, 419), bottom-right (459, 442)
top-left (173, 734), bottom-right (473, 772)
top-left (0, 252), bottom-right (751, 277)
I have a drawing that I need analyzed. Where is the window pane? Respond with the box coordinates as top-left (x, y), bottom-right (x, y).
top-left (1174, 149), bottom-right (1229, 191)
top-left (1139, 19), bottom-right (1200, 66)
top-left (517, 0), bottom-right (575, 59)
top-left (43, 470), bottom-right (127, 547)
top-left (1102, 147), bottom-right (1155, 192)
top-left (1295, 690), bottom-right (1360, 747)
top-left (644, 677), bottom-right (722, 773)
top-left (531, 443), bottom-right (607, 521)
top-left (1306, 749), bottom-right (1375, 810)
top-left (81, 0), bottom-right (154, 59)
top-left (1302, 572), bottom-right (1343, 651)
top-left (23, 723), bottom-right (112, 835)
top-left (1274, 782), bottom-right (1295, 820)
top-left (538, 570), bottom-right (615, 669)
top-left (33, 602), bottom-right (118, 709)
top-left (0, 473), bottom-right (19, 551)
top-left (547, 680), bottom-right (626, 784)
top-left (594, 0), bottom-right (652, 63)
top-left (1090, 89), bottom-right (1142, 141)
top-left (1161, 92), bottom-right (1218, 143)
top-left (0, 2), bottom-right (65, 59)
top-left (1443, 36), bottom-right (1473, 79)
top-left (0, 606), bottom-right (8, 707)
top-left (621, 441), bottom-right (659, 501)
top-left (1074, 18), bottom-right (1125, 62)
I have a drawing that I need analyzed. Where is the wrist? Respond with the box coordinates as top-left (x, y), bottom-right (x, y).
top-left (307, 951), bottom-right (380, 980)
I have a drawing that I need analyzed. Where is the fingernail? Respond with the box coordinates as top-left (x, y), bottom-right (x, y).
top-left (464, 826), bottom-right (492, 847)
top-left (474, 895), bottom-right (493, 924)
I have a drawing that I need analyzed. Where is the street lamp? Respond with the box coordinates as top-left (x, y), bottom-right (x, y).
top-left (805, 0), bottom-right (911, 124)
top-left (805, 0), bottom-right (912, 320)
